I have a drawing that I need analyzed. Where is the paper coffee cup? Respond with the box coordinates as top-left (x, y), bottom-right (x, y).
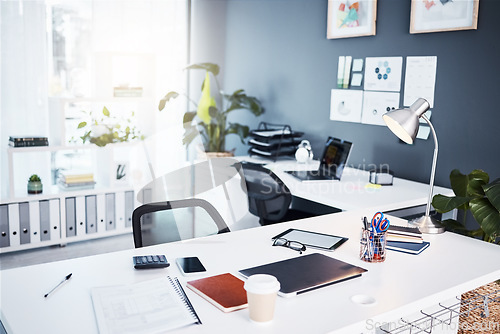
top-left (244, 274), bottom-right (280, 323)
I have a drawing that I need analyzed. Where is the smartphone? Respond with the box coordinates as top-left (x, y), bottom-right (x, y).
top-left (176, 257), bottom-right (206, 276)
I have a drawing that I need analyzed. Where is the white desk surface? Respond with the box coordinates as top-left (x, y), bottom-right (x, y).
top-left (2, 210), bottom-right (499, 334)
top-left (240, 156), bottom-right (454, 213)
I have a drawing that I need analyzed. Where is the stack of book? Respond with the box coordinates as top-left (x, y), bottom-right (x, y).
top-left (386, 225), bottom-right (430, 255)
top-left (9, 136), bottom-right (48, 147)
top-left (58, 170), bottom-right (96, 190)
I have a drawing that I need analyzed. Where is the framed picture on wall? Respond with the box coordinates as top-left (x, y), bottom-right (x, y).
top-left (327, 0), bottom-right (377, 39)
top-left (410, 0), bottom-right (479, 34)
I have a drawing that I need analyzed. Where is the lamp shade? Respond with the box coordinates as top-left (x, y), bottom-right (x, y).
top-left (382, 98), bottom-right (431, 144)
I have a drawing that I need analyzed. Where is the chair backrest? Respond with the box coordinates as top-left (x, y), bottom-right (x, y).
top-left (239, 163), bottom-right (292, 224)
top-left (132, 198), bottom-right (230, 248)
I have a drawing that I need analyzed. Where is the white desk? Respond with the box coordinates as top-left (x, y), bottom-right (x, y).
top-left (1, 210), bottom-right (499, 334)
top-left (241, 157), bottom-right (454, 214)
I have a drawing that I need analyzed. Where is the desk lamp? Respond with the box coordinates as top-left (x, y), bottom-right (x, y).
top-left (382, 98), bottom-right (445, 234)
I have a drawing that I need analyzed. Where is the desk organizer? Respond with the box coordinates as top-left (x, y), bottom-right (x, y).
top-left (379, 286), bottom-right (500, 333)
top-left (359, 228), bottom-right (387, 263)
top-left (248, 122), bottom-right (303, 161)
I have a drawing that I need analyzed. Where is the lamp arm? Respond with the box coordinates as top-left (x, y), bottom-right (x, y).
top-left (421, 114), bottom-right (438, 217)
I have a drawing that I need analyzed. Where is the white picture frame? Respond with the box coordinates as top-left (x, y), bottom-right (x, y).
top-left (327, 0), bottom-right (377, 39)
top-left (410, 0), bottom-right (479, 34)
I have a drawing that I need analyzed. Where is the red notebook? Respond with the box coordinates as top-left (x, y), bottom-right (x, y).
top-left (187, 273), bottom-right (248, 313)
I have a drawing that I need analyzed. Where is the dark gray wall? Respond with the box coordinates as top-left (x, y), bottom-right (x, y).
top-left (193, 0), bottom-right (500, 187)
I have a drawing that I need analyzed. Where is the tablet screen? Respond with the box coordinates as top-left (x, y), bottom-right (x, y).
top-left (272, 229), bottom-right (348, 251)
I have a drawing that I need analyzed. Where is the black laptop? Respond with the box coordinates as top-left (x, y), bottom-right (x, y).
top-left (286, 137), bottom-right (352, 181)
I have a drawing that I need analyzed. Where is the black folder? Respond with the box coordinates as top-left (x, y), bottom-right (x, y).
top-left (239, 253), bottom-right (367, 297)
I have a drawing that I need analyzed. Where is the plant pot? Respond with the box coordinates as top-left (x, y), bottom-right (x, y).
top-left (196, 147), bottom-right (235, 160)
top-left (27, 181), bottom-right (43, 194)
top-left (204, 151), bottom-right (235, 159)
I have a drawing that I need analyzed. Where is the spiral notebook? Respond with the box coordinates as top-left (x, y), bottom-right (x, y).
top-left (91, 276), bottom-right (201, 334)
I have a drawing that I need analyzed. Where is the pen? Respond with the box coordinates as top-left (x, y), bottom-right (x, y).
top-left (44, 273), bottom-right (72, 298)
top-left (363, 216), bottom-right (369, 230)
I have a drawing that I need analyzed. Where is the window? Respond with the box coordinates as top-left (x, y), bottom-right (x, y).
top-left (1, 0), bottom-right (189, 198)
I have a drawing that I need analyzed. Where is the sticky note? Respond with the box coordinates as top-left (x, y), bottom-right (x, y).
top-left (352, 58), bottom-right (364, 72)
top-left (351, 73), bottom-right (363, 86)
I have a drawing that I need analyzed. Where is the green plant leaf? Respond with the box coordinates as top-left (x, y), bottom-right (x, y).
top-left (440, 219), bottom-right (469, 236)
top-left (467, 169), bottom-right (489, 197)
top-left (470, 197), bottom-right (500, 238)
top-left (226, 123), bottom-right (249, 143)
top-left (484, 178), bottom-right (500, 212)
top-left (223, 90), bottom-right (264, 116)
top-left (180, 126), bottom-right (198, 146)
top-left (77, 121), bottom-right (87, 129)
top-left (183, 111), bottom-right (197, 128)
top-left (197, 72), bottom-right (216, 124)
top-left (432, 194), bottom-right (470, 213)
top-left (158, 91), bottom-right (179, 111)
top-left (28, 174), bottom-right (41, 182)
top-left (102, 106), bottom-right (110, 117)
top-left (208, 106), bottom-right (219, 118)
top-left (449, 169), bottom-right (468, 197)
top-left (185, 63), bottom-right (220, 76)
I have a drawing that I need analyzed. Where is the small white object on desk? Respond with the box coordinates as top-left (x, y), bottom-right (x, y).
top-left (294, 140), bottom-right (313, 163)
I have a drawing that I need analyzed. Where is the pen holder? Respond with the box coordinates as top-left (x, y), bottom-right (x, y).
top-left (359, 228), bottom-right (387, 263)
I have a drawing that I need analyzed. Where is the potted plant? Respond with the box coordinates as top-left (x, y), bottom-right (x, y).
top-left (158, 63), bottom-right (264, 155)
top-left (432, 169), bottom-right (500, 243)
top-left (76, 106), bottom-right (144, 147)
top-left (432, 169), bottom-right (500, 330)
top-left (27, 174), bottom-right (43, 194)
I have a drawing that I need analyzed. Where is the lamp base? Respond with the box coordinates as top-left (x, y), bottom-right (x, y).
top-left (409, 215), bottom-right (445, 234)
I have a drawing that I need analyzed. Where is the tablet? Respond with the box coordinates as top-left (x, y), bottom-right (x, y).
top-left (272, 229), bottom-right (348, 251)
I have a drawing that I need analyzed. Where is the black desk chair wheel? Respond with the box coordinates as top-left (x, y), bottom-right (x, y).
top-left (132, 198), bottom-right (230, 248)
top-left (239, 162), bottom-right (339, 226)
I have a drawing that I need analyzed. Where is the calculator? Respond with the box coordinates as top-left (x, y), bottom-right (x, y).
top-left (133, 255), bottom-right (170, 269)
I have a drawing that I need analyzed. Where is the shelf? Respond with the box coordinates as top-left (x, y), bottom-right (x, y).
top-left (48, 96), bottom-right (154, 103)
top-left (6, 141), bottom-right (140, 153)
top-left (1, 184), bottom-right (134, 205)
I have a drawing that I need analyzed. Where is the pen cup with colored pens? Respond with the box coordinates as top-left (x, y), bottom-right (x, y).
top-left (359, 228), bottom-right (387, 263)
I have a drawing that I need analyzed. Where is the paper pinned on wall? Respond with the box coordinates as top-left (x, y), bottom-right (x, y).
top-left (361, 91), bottom-right (400, 126)
top-left (403, 56), bottom-right (437, 107)
top-left (337, 56), bottom-right (346, 88)
top-left (364, 57), bottom-right (403, 92)
top-left (417, 126), bottom-right (431, 140)
top-left (330, 89), bottom-right (363, 123)
top-left (343, 56), bottom-right (352, 88)
top-left (351, 73), bottom-right (363, 86)
top-left (419, 110), bottom-right (432, 123)
top-left (352, 58), bottom-right (364, 72)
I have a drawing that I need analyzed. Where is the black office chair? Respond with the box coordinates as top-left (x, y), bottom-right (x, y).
top-left (132, 198), bottom-right (230, 248)
top-left (239, 162), bottom-right (339, 225)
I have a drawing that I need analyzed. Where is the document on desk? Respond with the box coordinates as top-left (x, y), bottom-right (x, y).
top-left (91, 276), bottom-right (201, 334)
